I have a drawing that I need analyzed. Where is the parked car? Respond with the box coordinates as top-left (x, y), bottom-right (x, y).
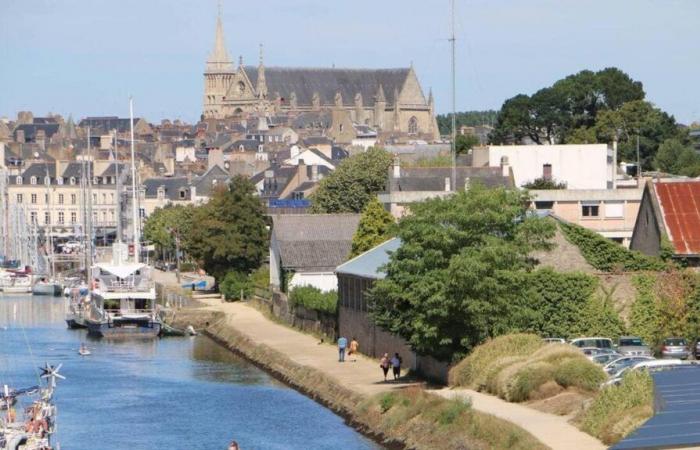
top-left (603, 356), bottom-right (654, 376)
top-left (694, 341), bottom-right (700, 359)
top-left (661, 337), bottom-right (690, 360)
top-left (543, 338), bottom-right (566, 344)
top-left (590, 353), bottom-right (622, 365)
top-left (604, 359), bottom-right (691, 386)
top-left (570, 337), bottom-right (614, 350)
top-left (617, 336), bottom-right (652, 357)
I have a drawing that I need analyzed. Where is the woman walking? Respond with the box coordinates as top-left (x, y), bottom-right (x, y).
top-left (379, 353), bottom-right (390, 381)
top-left (390, 353), bottom-right (402, 380)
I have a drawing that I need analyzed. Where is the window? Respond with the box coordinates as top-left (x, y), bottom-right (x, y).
top-left (102, 193), bottom-right (107, 204)
top-left (45, 194), bottom-right (49, 204)
top-left (31, 194), bottom-right (37, 204)
top-left (157, 187), bottom-right (165, 200)
top-left (93, 194), bottom-right (97, 204)
top-left (71, 194), bottom-right (77, 205)
top-left (16, 176), bottom-right (22, 185)
top-left (30, 212), bottom-right (37, 224)
top-left (30, 176), bottom-right (37, 185)
top-left (56, 177), bottom-right (63, 185)
top-left (408, 116), bottom-right (418, 134)
top-left (102, 211), bottom-right (107, 222)
top-left (58, 212), bottom-right (64, 224)
top-left (69, 177), bottom-right (76, 185)
top-left (44, 176), bottom-right (50, 185)
top-left (179, 189), bottom-right (186, 199)
top-left (534, 201), bottom-right (554, 210)
top-left (58, 194), bottom-right (64, 204)
top-left (581, 202), bottom-right (600, 217)
top-left (110, 193), bottom-right (114, 203)
top-left (542, 164), bottom-right (552, 181)
top-left (71, 212), bottom-right (77, 224)
top-left (93, 212), bottom-right (98, 223)
top-left (16, 194), bottom-right (22, 203)
top-left (44, 211), bottom-right (50, 225)
top-left (292, 191), bottom-right (304, 200)
top-left (139, 208), bottom-right (146, 218)
top-left (604, 201), bottom-right (624, 219)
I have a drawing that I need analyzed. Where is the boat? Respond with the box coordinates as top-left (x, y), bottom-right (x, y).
top-left (84, 244), bottom-right (161, 338)
top-left (78, 343), bottom-right (91, 356)
top-left (0, 274), bottom-right (32, 294)
top-left (65, 284), bottom-right (89, 329)
top-left (0, 362), bottom-right (64, 450)
top-left (32, 278), bottom-right (63, 296)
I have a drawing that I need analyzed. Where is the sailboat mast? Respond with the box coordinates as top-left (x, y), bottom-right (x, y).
top-left (450, 0), bottom-right (457, 192)
top-left (129, 97), bottom-right (140, 264)
top-left (114, 130), bottom-right (121, 243)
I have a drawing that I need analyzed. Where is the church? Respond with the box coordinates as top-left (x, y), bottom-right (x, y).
top-left (202, 14), bottom-right (439, 140)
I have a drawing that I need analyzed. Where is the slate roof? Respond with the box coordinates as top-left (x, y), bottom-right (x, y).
top-left (99, 162), bottom-right (128, 177)
top-left (291, 111), bottom-right (332, 129)
top-left (61, 161), bottom-right (92, 179)
top-left (271, 214), bottom-right (361, 271)
top-left (244, 66), bottom-right (408, 107)
top-left (144, 177), bottom-right (190, 200)
top-left (303, 136), bottom-right (333, 146)
top-left (225, 139), bottom-right (260, 152)
top-left (79, 116), bottom-right (143, 133)
top-left (20, 162), bottom-right (56, 179)
top-left (191, 165), bottom-right (230, 197)
top-left (654, 181), bottom-right (700, 255)
top-left (335, 238), bottom-right (401, 279)
top-left (13, 123), bottom-right (60, 141)
top-left (389, 167), bottom-right (512, 192)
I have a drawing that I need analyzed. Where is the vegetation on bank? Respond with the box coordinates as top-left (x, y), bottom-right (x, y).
top-left (358, 388), bottom-right (547, 450)
top-left (578, 371), bottom-right (654, 445)
top-left (289, 286), bottom-right (338, 314)
top-left (449, 335), bottom-right (605, 402)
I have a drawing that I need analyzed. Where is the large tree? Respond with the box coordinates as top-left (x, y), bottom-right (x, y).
top-left (187, 176), bottom-right (268, 281)
top-left (369, 184), bottom-right (555, 361)
top-left (349, 197), bottom-right (396, 258)
top-left (310, 147), bottom-right (393, 213)
top-left (654, 138), bottom-right (700, 176)
top-left (143, 204), bottom-right (195, 257)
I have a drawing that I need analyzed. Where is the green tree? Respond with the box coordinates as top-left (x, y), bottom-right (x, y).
top-left (310, 147), bottom-right (393, 213)
top-left (436, 110), bottom-right (498, 135)
top-left (187, 176), bottom-right (268, 282)
top-left (576, 286), bottom-right (626, 339)
top-left (143, 204), bottom-right (195, 257)
top-left (220, 271), bottom-right (252, 301)
top-left (455, 134), bottom-right (480, 154)
top-left (522, 177), bottom-right (567, 190)
top-left (654, 138), bottom-right (700, 175)
top-left (349, 197), bottom-right (396, 258)
top-left (369, 184), bottom-right (555, 361)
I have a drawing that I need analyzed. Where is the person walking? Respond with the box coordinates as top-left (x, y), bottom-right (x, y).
top-left (348, 337), bottom-right (359, 362)
top-left (337, 336), bottom-right (348, 362)
top-left (379, 353), bottom-right (391, 381)
top-left (390, 352), bottom-right (402, 380)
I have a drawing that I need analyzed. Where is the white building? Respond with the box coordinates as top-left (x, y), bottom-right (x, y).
top-left (473, 144), bottom-right (616, 190)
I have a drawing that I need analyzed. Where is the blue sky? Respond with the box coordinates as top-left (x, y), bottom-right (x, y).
top-left (1, 0), bottom-right (698, 124)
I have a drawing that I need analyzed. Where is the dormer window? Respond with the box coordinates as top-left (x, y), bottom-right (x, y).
top-left (179, 189), bottom-right (187, 199)
top-left (16, 176), bottom-right (22, 185)
top-left (56, 177), bottom-right (63, 185)
top-left (93, 177), bottom-right (99, 185)
top-left (30, 176), bottom-right (37, 185)
top-left (69, 177), bottom-right (76, 185)
top-left (157, 187), bottom-right (165, 200)
top-left (44, 176), bottom-right (51, 185)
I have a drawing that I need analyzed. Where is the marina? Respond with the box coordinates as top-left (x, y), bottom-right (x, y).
top-left (0, 294), bottom-right (381, 450)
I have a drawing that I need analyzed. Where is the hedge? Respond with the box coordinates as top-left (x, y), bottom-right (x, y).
top-left (289, 286), bottom-right (338, 314)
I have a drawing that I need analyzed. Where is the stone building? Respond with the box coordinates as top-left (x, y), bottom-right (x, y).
top-left (202, 13), bottom-right (439, 140)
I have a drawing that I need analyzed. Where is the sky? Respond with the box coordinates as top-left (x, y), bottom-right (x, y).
top-left (1, 0), bottom-right (698, 124)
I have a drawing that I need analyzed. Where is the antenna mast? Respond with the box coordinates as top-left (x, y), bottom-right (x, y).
top-left (450, 0), bottom-right (457, 192)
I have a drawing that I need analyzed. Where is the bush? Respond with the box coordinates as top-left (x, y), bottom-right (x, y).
top-left (219, 271), bottom-right (252, 301)
top-left (559, 221), bottom-right (668, 272)
top-left (553, 358), bottom-right (606, 391)
top-left (250, 266), bottom-right (270, 290)
top-left (579, 370), bottom-right (654, 444)
top-left (179, 261), bottom-right (197, 272)
top-left (289, 286), bottom-right (338, 314)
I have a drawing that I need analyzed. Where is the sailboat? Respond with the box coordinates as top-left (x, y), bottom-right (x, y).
top-left (0, 363), bottom-right (64, 450)
top-left (84, 98), bottom-right (161, 338)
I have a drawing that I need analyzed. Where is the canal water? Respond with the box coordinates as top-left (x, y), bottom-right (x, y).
top-left (0, 295), bottom-right (381, 450)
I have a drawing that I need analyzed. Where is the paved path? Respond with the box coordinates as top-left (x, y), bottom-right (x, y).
top-left (154, 270), bottom-right (606, 449)
top-left (436, 388), bottom-right (606, 450)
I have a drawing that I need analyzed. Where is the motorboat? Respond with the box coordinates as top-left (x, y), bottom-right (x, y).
top-left (32, 278), bottom-right (63, 296)
top-left (65, 284), bottom-right (89, 329)
top-left (0, 274), bottom-right (32, 294)
top-left (78, 343), bottom-right (91, 356)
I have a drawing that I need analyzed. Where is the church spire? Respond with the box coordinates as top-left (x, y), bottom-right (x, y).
top-left (256, 43), bottom-right (267, 99)
top-left (206, 4), bottom-right (233, 72)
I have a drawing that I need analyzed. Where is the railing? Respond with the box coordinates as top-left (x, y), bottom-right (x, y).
top-left (98, 278), bottom-right (154, 293)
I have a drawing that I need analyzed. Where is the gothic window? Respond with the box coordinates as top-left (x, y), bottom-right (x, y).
top-left (408, 116), bottom-right (418, 134)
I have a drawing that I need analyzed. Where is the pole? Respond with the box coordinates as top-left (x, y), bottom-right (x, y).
top-left (450, 0), bottom-right (457, 192)
top-left (636, 133), bottom-right (641, 180)
top-left (129, 97), bottom-right (139, 263)
top-left (115, 130), bottom-right (121, 244)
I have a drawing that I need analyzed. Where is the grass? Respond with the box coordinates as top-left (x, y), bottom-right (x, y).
top-left (450, 335), bottom-right (606, 402)
top-left (358, 388), bottom-right (547, 450)
top-left (578, 370), bottom-right (654, 445)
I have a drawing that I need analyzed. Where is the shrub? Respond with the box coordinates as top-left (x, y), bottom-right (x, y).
top-left (289, 286), bottom-right (338, 314)
top-left (553, 358), bottom-right (606, 391)
top-left (579, 370), bottom-right (654, 444)
top-left (179, 261), bottom-right (197, 272)
top-left (250, 266), bottom-right (270, 290)
top-left (219, 271), bottom-right (252, 301)
top-left (559, 221), bottom-right (668, 272)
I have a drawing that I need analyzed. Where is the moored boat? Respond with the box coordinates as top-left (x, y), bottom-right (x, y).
top-left (0, 275), bottom-right (32, 294)
top-left (32, 278), bottom-right (63, 296)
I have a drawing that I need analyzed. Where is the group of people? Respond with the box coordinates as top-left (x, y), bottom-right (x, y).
top-left (337, 336), bottom-right (403, 381)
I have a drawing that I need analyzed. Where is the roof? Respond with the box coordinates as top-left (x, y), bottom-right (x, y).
top-left (244, 66), bottom-right (409, 107)
top-left (13, 123), bottom-right (60, 141)
top-left (79, 117), bottom-right (143, 134)
top-left (654, 181), bottom-right (700, 255)
top-left (271, 214), bottom-right (361, 271)
top-left (335, 238), bottom-right (401, 279)
top-left (144, 177), bottom-right (190, 200)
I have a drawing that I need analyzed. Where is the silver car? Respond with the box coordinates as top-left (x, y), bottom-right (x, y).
top-left (661, 337), bottom-right (690, 359)
top-left (617, 336), bottom-right (652, 357)
top-left (591, 353), bottom-right (622, 365)
top-left (603, 356), bottom-right (654, 376)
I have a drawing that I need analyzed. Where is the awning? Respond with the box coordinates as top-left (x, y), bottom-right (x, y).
top-left (96, 263), bottom-right (146, 278)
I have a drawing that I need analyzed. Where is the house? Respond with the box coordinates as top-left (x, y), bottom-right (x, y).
top-left (269, 214), bottom-right (361, 292)
top-left (630, 180), bottom-right (700, 263)
top-left (472, 144), bottom-right (616, 189)
top-left (250, 162), bottom-right (330, 209)
top-left (529, 187), bottom-right (643, 247)
top-left (283, 147), bottom-right (336, 170)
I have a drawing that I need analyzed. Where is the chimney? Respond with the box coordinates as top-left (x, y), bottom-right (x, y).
top-left (500, 156), bottom-right (510, 178)
top-left (311, 164), bottom-right (319, 182)
top-left (16, 129), bottom-right (25, 143)
top-left (392, 156), bottom-right (401, 178)
top-left (444, 177), bottom-right (451, 192)
top-left (297, 158), bottom-right (307, 182)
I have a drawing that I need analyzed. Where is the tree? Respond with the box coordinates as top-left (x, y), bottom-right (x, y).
top-left (455, 134), bottom-right (480, 154)
top-left (349, 197), bottom-right (396, 258)
top-left (310, 147), bottom-right (393, 213)
top-left (143, 204), bottom-right (195, 257)
top-left (654, 138), bottom-right (700, 175)
top-left (220, 271), bottom-right (252, 301)
top-left (522, 177), bottom-right (567, 190)
top-left (436, 110), bottom-right (498, 135)
top-left (187, 176), bottom-right (268, 282)
top-left (369, 184), bottom-right (555, 361)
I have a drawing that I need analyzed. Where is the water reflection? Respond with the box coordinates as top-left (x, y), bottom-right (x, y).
top-left (0, 294), bottom-right (66, 327)
top-left (191, 335), bottom-right (274, 385)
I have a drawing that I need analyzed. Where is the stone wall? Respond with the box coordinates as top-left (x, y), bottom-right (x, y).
top-left (253, 291), bottom-right (337, 341)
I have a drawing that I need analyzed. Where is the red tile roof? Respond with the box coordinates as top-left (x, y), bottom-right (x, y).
top-left (655, 181), bottom-right (700, 255)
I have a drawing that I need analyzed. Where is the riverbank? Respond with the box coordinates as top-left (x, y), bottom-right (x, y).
top-left (163, 296), bottom-right (549, 449)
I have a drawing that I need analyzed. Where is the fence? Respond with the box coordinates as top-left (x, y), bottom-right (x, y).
top-left (253, 289), bottom-right (337, 341)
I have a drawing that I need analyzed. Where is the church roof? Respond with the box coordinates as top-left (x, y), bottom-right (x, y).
top-left (243, 66), bottom-right (409, 107)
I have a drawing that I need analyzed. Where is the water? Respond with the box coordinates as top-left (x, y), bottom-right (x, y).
top-left (0, 295), bottom-right (381, 450)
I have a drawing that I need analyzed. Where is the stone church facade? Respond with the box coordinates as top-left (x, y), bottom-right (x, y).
top-left (202, 14), bottom-right (439, 139)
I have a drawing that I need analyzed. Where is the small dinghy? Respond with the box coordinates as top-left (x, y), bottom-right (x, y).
top-left (78, 343), bottom-right (91, 356)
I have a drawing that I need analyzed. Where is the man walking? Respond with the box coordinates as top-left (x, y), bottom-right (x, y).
top-left (337, 336), bottom-right (348, 362)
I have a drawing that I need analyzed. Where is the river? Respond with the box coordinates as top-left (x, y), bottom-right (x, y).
top-left (0, 295), bottom-right (381, 450)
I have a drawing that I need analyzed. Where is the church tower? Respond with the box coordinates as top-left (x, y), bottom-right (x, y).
top-left (203, 7), bottom-right (234, 119)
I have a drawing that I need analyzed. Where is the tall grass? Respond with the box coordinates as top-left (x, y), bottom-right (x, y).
top-left (358, 388), bottom-right (547, 450)
top-left (578, 371), bottom-right (654, 445)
